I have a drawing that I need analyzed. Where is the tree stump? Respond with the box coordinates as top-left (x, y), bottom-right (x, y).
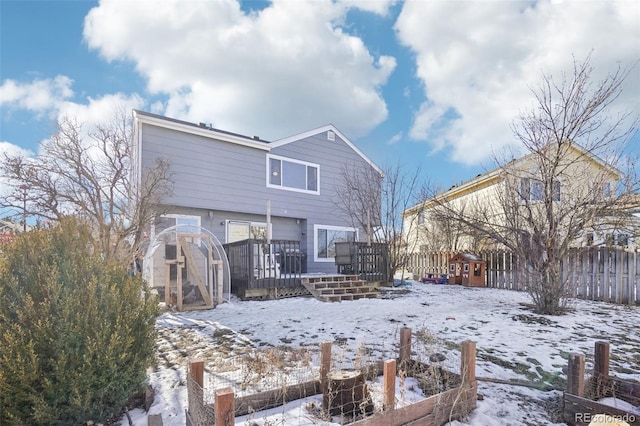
top-left (323, 370), bottom-right (374, 417)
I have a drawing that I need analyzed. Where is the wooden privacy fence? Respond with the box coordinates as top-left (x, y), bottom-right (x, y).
top-left (406, 248), bottom-right (640, 305)
top-left (406, 251), bottom-right (454, 278)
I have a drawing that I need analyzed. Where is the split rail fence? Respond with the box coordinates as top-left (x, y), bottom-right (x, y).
top-left (406, 248), bottom-right (640, 305)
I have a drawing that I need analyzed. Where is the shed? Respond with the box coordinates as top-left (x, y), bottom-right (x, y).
top-left (448, 253), bottom-right (486, 287)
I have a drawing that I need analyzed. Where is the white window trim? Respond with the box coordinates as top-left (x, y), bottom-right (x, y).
top-left (266, 154), bottom-right (320, 195)
top-left (225, 220), bottom-right (271, 243)
top-left (313, 224), bottom-right (358, 263)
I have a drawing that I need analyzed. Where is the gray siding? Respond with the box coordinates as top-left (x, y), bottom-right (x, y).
top-left (141, 122), bottom-right (378, 274)
top-left (270, 131), bottom-right (375, 272)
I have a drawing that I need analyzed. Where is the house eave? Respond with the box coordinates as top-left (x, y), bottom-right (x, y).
top-left (403, 171), bottom-right (502, 216)
top-left (133, 110), bottom-right (271, 151)
top-left (270, 124), bottom-right (383, 176)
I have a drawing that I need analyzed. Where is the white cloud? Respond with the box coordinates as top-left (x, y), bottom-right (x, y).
top-left (57, 92), bottom-right (145, 130)
top-left (0, 141), bottom-right (32, 158)
top-left (395, 0), bottom-right (640, 164)
top-left (0, 142), bottom-right (34, 201)
top-left (387, 132), bottom-right (402, 145)
top-left (0, 75), bottom-right (74, 114)
top-left (83, 0), bottom-right (396, 139)
top-left (0, 78), bottom-right (145, 167)
top-left (0, 75), bottom-right (144, 137)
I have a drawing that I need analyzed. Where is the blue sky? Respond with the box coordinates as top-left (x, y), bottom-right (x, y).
top-left (1, 0), bottom-right (639, 196)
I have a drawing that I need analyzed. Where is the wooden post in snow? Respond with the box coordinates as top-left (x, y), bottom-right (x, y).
top-left (320, 341), bottom-right (332, 392)
top-left (594, 341), bottom-right (610, 379)
top-left (460, 340), bottom-right (476, 383)
top-left (567, 353), bottom-right (585, 397)
top-left (215, 387), bottom-right (235, 426)
top-left (383, 359), bottom-right (396, 410)
top-left (399, 327), bottom-right (412, 362)
top-left (188, 359), bottom-right (204, 418)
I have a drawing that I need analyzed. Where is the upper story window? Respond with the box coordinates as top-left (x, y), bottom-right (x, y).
top-left (520, 178), bottom-right (561, 202)
top-left (267, 154), bottom-right (319, 195)
top-left (596, 181), bottom-right (613, 199)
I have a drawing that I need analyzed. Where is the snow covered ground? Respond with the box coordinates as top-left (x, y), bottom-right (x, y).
top-left (124, 282), bottom-right (640, 426)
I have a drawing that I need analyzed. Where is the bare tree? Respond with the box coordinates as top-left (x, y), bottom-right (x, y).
top-left (425, 55), bottom-right (639, 315)
top-left (0, 109), bottom-right (172, 266)
top-left (421, 200), bottom-right (496, 253)
top-left (335, 162), bottom-right (427, 281)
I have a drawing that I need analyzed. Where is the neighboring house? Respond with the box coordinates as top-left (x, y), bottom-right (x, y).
top-left (403, 144), bottom-right (638, 253)
top-left (132, 110), bottom-right (383, 291)
top-left (583, 193), bottom-right (640, 248)
top-left (0, 219), bottom-right (26, 245)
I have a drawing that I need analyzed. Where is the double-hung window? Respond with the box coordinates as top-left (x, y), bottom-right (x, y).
top-left (267, 154), bottom-right (319, 194)
top-left (314, 225), bottom-right (357, 262)
top-left (520, 178), bottom-right (560, 202)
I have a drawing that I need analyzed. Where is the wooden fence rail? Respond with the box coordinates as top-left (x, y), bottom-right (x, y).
top-left (406, 248), bottom-right (640, 305)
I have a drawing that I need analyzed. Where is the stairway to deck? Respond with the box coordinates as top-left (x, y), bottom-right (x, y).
top-left (301, 275), bottom-right (378, 302)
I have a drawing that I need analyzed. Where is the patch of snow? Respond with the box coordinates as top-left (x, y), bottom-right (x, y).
top-left (121, 281), bottom-right (640, 425)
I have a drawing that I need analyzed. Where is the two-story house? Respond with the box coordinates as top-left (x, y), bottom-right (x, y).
top-left (403, 143), bottom-right (637, 254)
top-left (132, 110), bottom-right (383, 301)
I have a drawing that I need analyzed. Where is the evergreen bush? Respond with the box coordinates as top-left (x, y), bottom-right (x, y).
top-left (0, 218), bottom-right (158, 425)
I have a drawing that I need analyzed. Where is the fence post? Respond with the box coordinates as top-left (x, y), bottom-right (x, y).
top-left (383, 359), bottom-right (396, 410)
top-left (399, 327), bottom-right (412, 362)
top-left (320, 341), bottom-right (332, 392)
top-left (215, 387), bottom-right (235, 426)
top-left (460, 341), bottom-right (476, 383)
top-left (188, 359), bottom-right (205, 420)
top-left (189, 359), bottom-right (204, 388)
top-left (567, 353), bottom-right (585, 397)
top-left (148, 414), bottom-right (163, 426)
top-left (594, 341), bottom-right (610, 380)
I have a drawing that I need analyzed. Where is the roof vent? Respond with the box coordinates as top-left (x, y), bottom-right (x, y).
top-left (327, 130), bottom-right (335, 141)
top-left (253, 136), bottom-right (260, 140)
top-left (199, 122), bottom-right (207, 128)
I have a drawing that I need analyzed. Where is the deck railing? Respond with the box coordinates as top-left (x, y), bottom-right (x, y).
top-left (223, 239), bottom-right (304, 295)
top-left (335, 242), bottom-right (390, 283)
